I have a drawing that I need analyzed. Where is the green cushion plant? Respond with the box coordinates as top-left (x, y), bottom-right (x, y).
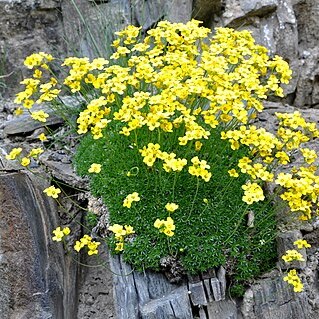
top-left (9, 20), bottom-right (319, 295)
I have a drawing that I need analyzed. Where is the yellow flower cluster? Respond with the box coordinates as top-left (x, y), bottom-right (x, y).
top-left (154, 217), bottom-right (175, 237)
top-left (6, 147), bottom-right (43, 167)
top-left (283, 269), bottom-right (304, 293)
top-left (74, 234), bottom-right (101, 255)
top-left (65, 20), bottom-right (291, 144)
top-left (24, 52), bottom-right (53, 69)
top-left (222, 111), bottom-right (319, 215)
top-left (241, 182), bottom-right (265, 205)
top-left (108, 224), bottom-right (135, 251)
top-left (52, 226), bottom-right (70, 242)
top-left (31, 110), bottom-right (49, 122)
top-left (6, 147), bottom-right (22, 160)
top-left (294, 239), bottom-right (311, 249)
top-left (282, 239), bottom-right (311, 293)
top-left (276, 167), bottom-right (319, 220)
top-left (188, 156), bottom-right (212, 182)
top-left (77, 96), bottom-right (111, 139)
top-left (282, 249), bottom-right (305, 262)
top-left (123, 192), bottom-right (140, 208)
top-left (139, 143), bottom-right (188, 172)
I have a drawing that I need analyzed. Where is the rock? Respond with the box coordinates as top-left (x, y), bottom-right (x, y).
top-left (61, 0), bottom-right (131, 58)
top-left (133, 0), bottom-right (167, 30)
top-left (0, 0), bottom-right (64, 96)
top-left (110, 254), bottom-right (193, 319)
top-left (192, 0), bottom-right (222, 25)
top-left (294, 0), bottom-right (319, 51)
top-left (109, 254), bottom-right (140, 319)
top-left (140, 286), bottom-right (193, 319)
top-left (277, 231), bottom-right (307, 270)
top-left (217, 266), bottom-right (227, 300)
top-left (3, 104), bottom-right (63, 136)
top-left (0, 171), bottom-right (79, 319)
top-left (165, 0), bottom-right (192, 23)
top-left (294, 48), bottom-right (319, 108)
top-left (77, 245), bottom-right (116, 319)
top-left (188, 281), bottom-right (208, 306)
top-left (207, 300), bottom-right (238, 319)
top-left (133, 0), bottom-right (192, 30)
top-left (239, 0), bottom-right (278, 16)
top-left (39, 151), bottom-right (89, 189)
top-left (210, 278), bottom-right (223, 301)
top-left (220, 0), bottom-right (278, 26)
top-left (241, 276), bottom-right (312, 319)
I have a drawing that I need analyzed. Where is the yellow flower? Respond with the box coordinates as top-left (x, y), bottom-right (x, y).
top-left (6, 147), bottom-right (22, 160)
top-left (228, 169), bottom-right (239, 178)
top-left (63, 227), bottom-right (71, 235)
top-left (195, 141), bottom-right (202, 151)
top-left (124, 225), bottom-right (135, 235)
top-left (20, 157), bottom-right (31, 167)
top-left (43, 185), bottom-right (61, 199)
top-left (283, 269), bottom-right (304, 293)
top-left (88, 163), bottom-right (102, 173)
top-left (52, 226), bottom-right (70, 242)
top-left (203, 198), bottom-right (209, 204)
top-left (87, 241), bottom-right (101, 255)
top-left (14, 108), bottom-right (24, 116)
top-left (123, 192), bottom-right (140, 208)
top-left (28, 148), bottom-right (44, 158)
top-left (115, 242), bottom-right (124, 251)
top-left (154, 216), bottom-right (175, 237)
top-left (74, 240), bottom-right (84, 252)
top-left (165, 202), bottom-right (179, 212)
top-left (38, 133), bottom-right (47, 141)
top-left (282, 249), bottom-right (305, 262)
top-left (293, 239), bottom-right (311, 249)
top-left (31, 110), bottom-right (49, 122)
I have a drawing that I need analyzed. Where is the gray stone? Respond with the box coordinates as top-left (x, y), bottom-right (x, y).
top-left (277, 231), bottom-right (307, 270)
top-left (188, 281), bottom-right (207, 306)
top-left (133, 0), bottom-right (192, 30)
top-left (140, 286), bottom-right (193, 319)
top-left (133, 0), bottom-right (167, 30)
top-left (203, 278), bottom-right (214, 302)
top-left (109, 254), bottom-right (193, 319)
top-left (3, 104), bottom-right (63, 136)
top-left (165, 0), bottom-right (192, 23)
top-left (39, 152), bottom-right (89, 189)
top-left (239, 0), bottom-right (278, 16)
top-left (76, 246), bottom-right (116, 319)
top-left (109, 254), bottom-right (139, 319)
top-left (217, 266), bottom-right (226, 300)
top-left (294, 48), bottom-right (319, 108)
top-left (207, 300), bottom-right (238, 319)
top-left (62, 0), bottom-right (132, 58)
top-left (241, 276), bottom-right (312, 319)
top-left (0, 0), bottom-right (64, 96)
top-left (192, 0), bottom-right (222, 25)
top-left (295, 0), bottom-right (319, 51)
top-left (0, 171), bottom-right (79, 319)
top-left (210, 277), bottom-right (223, 301)
top-left (221, 0), bottom-right (278, 26)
